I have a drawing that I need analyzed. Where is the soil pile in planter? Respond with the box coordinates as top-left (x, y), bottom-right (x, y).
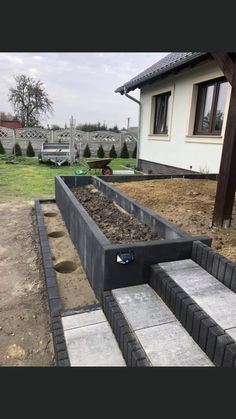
top-left (71, 185), bottom-right (161, 244)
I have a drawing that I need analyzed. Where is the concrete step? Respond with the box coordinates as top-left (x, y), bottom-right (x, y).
top-left (112, 284), bottom-right (213, 366)
top-left (158, 259), bottom-right (236, 338)
top-left (61, 307), bottom-right (126, 366)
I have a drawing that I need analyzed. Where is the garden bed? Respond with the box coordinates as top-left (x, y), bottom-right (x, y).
top-left (55, 175), bottom-right (211, 300)
top-left (71, 185), bottom-right (161, 243)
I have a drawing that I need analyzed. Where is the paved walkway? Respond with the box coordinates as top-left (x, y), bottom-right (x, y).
top-left (61, 308), bottom-right (125, 366)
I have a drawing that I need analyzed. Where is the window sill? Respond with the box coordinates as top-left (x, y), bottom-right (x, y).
top-left (185, 135), bottom-right (223, 144)
top-left (148, 134), bottom-right (170, 141)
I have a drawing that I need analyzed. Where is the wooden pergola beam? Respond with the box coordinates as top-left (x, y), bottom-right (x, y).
top-left (211, 53), bottom-right (235, 86)
top-left (211, 52), bottom-right (236, 227)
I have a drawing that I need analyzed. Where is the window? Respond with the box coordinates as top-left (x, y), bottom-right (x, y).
top-left (194, 77), bottom-right (228, 135)
top-left (153, 91), bottom-right (171, 134)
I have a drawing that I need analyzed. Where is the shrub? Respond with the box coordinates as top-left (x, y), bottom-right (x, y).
top-left (132, 143), bottom-right (137, 158)
top-left (26, 141), bottom-right (35, 157)
top-left (12, 142), bottom-right (22, 156)
top-left (83, 144), bottom-right (91, 158)
top-left (109, 144), bottom-right (117, 158)
top-left (120, 142), bottom-right (129, 158)
top-left (97, 145), bottom-right (105, 158)
top-left (0, 140), bottom-right (5, 155)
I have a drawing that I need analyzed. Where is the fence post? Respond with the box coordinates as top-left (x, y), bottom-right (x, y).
top-left (13, 129), bottom-right (16, 158)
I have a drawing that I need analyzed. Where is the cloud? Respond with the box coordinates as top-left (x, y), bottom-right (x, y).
top-left (0, 52), bottom-right (169, 128)
top-left (0, 54), bottom-right (23, 65)
top-left (33, 55), bottom-right (44, 61)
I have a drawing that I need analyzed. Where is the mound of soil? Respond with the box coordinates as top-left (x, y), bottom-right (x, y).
top-left (112, 179), bottom-right (236, 262)
top-left (71, 185), bottom-right (161, 244)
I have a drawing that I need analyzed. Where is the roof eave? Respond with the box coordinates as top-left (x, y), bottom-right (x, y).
top-left (115, 52), bottom-right (210, 95)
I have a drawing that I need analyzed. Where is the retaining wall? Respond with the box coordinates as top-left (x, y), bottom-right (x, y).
top-left (55, 175), bottom-right (212, 301)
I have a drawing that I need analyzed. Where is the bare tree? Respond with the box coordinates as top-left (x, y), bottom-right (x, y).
top-left (8, 75), bottom-right (53, 127)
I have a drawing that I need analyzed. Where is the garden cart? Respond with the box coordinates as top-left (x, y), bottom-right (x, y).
top-left (74, 158), bottom-right (113, 175)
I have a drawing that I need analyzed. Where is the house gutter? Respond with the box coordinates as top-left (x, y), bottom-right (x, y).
top-left (123, 87), bottom-right (142, 170)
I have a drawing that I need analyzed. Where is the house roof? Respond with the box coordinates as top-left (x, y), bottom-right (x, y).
top-left (115, 52), bottom-right (209, 94)
top-left (0, 120), bottom-right (22, 129)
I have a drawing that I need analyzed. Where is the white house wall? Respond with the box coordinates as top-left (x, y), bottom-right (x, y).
top-left (139, 59), bottom-right (231, 173)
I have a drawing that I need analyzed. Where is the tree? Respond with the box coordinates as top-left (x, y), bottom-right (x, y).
top-left (132, 143), bottom-right (137, 158)
top-left (0, 111), bottom-right (17, 120)
top-left (12, 142), bottom-right (22, 156)
top-left (0, 140), bottom-right (5, 154)
top-left (51, 124), bottom-right (61, 130)
top-left (110, 125), bottom-right (120, 133)
top-left (109, 144), bottom-right (117, 158)
top-left (8, 75), bottom-right (53, 127)
top-left (97, 145), bottom-right (105, 158)
top-left (120, 142), bottom-right (129, 158)
top-left (26, 141), bottom-right (35, 157)
top-left (83, 144), bottom-right (91, 158)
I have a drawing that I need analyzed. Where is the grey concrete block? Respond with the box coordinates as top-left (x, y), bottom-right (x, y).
top-left (201, 245), bottom-right (211, 270)
top-left (192, 311), bottom-right (209, 343)
top-left (212, 253), bottom-right (220, 277)
top-left (186, 304), bottom-right (201, 335)
top-left (206, 251), bottom-right (215, 275)
top-left (223, 343), bottom-right (236, 367)
top-left (206, 325), bottom-right (224, 361)
top-left (230, 267), bottom-right (236, 293)
top-left (191, 241), bottom-right (199, 262)
top-left (127, 343), bottom-right (140, 366)
top-left (213, 334), bottom-right (235, 367)
top-left (198, 317), bottom-right (216, 352)
top-left (196, 243), bottom-right (203, 265)
top-left (223, 263), bottom-right (235, 288)
top-left (174, 291), bottom-right (188, 320)
top-left (180, 297), bottom-right (195, 328)
top-left (217, 257), bottom-right (228, 283)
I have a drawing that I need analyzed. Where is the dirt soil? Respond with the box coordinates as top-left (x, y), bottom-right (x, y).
top-left (71, 185), bottom-right (161, 243)
top-left (112, 179), bottom-right (236, 262)
top-left (0, 203), bottom-right (54, 366)
top-left (42, 203), bottom-right (97, 309)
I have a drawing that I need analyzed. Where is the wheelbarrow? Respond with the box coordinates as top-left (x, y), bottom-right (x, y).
top-left (74, 158), bottom-right (113, 176)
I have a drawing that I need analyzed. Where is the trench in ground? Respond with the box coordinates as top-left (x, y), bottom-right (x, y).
top-left (42, 202), bottom-right (97, 309)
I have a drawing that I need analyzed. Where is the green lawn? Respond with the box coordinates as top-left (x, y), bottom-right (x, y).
top-left (0, 157), bottom-right (139, 203)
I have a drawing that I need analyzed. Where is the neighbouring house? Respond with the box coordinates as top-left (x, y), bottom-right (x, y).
top-left (0, 120), bottom-right (22, 129)
top-left (115, 52), bottom-right (232, 174)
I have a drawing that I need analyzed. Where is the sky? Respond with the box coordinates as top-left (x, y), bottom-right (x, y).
top-left (0, 52), bottom-right (169, 129)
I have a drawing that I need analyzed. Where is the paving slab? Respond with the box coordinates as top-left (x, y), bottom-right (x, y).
top-left (159, 259), bottom-right (199, 272)
top-left (158, 260), bottom-right (236, 331)
top-left (62, 308), bottom-right (125, 366)
top-left (62, 309), bottom-right (106, 331)
top-left (112, 284), bottom-right (175, 330)
top-left (136, 322), bottom-right (213, 366)
top-left (112, 284), bottom-right (212, 366)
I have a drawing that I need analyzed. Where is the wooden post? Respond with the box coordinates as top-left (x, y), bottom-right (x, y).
top-left (210, 53), bottom-right (236, 227)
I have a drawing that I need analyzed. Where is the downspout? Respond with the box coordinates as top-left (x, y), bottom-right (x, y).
top-left (123, 87), bottom-right (142, 170)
